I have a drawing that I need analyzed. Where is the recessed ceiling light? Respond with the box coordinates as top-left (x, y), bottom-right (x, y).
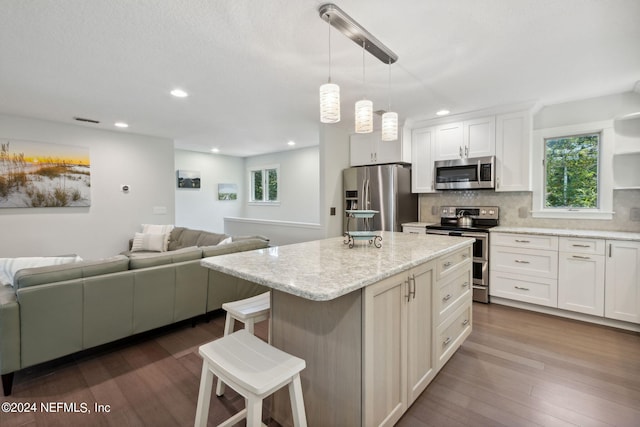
top-left (287, 141), bottom-right (296, 146)
top-left (436, 109), bottom-right (450, 116)
top-left (114, 122), bottom-right (129, 128)
top-left (211, 148), bottom-right (219, 153)
top-left (170, 89), bottom-right (189, 98)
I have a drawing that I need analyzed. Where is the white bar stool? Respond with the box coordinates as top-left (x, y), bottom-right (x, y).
top-left (194, 329), bottom-right (307, 427)
top-left (216, 291), bottom-right (271, 397)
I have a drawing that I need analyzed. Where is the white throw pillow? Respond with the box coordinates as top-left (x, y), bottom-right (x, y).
top-left (141, 224), bottom-right (174, 251)
top-left (131, 233), bottom-right (167, 252)
top-left (217, 236), bottom-right (232, 245)
top-left (0, 255), bottom-right (83, 287)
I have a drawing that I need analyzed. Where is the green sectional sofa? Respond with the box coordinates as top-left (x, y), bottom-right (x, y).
top-left (0, 227), bottom-right (269, 395)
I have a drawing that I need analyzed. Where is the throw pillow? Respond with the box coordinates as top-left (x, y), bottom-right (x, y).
top-left (0, 255), bottom-right (83, 287)
top-left (142, 224), bottom-right (174, 251)
top-left (131, 232), bottom-right (167, 252)
top-left (217, 236), bottom-right (232, 245)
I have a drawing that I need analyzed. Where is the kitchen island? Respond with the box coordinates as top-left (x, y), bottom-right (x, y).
top-left (202, 231), bottom-right (474, 427)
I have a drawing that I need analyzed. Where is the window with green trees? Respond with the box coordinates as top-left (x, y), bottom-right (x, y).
top-left (544, 133), bottom-right (599, 209)
top-left (250, 166), bottom-right (278, 203)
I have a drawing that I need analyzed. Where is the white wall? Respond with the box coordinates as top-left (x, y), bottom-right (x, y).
top-left (174, 150), bottom-right (244, 233)
top-left (243, 147), bottom-right (320, 223)
top-left (0, 114), bottom-right (175, 259)
top-left (319, 124), bottom-right (350, 238)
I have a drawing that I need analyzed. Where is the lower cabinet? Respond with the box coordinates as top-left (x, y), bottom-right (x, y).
top-left (558, 238), bottom-right (605, 316)
top-left (605, 240), bottom-right (640, 323)
top-left (491, 232), bottom-right (640, 327)
top-left (363, 246), bottom-right (472, 427)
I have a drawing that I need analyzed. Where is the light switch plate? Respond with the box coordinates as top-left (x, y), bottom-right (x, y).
top-left (631, 207), bottom-right (640, 221)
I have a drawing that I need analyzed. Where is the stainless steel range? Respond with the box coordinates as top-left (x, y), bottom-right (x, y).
top-left (426, 206), bottom-right (499, 303)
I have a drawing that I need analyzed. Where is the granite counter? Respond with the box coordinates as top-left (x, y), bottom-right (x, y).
top-left (201, 231), bottom-right (474, 301)
top-left (491, 226), bottom-right (640, 241)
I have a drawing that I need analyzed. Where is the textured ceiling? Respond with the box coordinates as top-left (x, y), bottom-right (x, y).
top-left (1, 0), bottom-right (639, 157)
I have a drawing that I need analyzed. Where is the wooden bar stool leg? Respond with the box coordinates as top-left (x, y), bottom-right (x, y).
top-left (288, 374), bottom-right (307, 427)
top-left (194, 362), bottom-right (214, 427)
top-left (245, 318), bottom-right (255, 335)
top-left (246, 396), bottom-right (263, 427)
top-left (223, 312), bottom-right (235, 336)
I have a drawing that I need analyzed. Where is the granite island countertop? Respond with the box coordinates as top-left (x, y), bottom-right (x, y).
top-left (201, 231), bottom-right (474, 301)
top-left (490, 226), bottom-right (640, 241)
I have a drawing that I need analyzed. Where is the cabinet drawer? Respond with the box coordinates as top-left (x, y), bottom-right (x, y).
top-left (559, 237), bottom-right (605, 255)
top-left (491, 232), bottom-right (558, 250)
top-left (491, 246), bottom-right (558, 279)
top-left (436, 269), bottom-right (471, 324)
top-left (490, 270), bottom-right (558, 307)
top-left (436, 246), bottom-right (472, 280)
top-left (436, 302), bottom-right (472, 368)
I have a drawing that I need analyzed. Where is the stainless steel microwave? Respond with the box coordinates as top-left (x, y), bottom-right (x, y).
top-left (434, 155), bottom-right (495, 190)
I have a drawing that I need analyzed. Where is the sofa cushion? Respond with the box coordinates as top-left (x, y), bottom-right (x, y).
top-left (14, 255), bottom-right (130, 289)
top-left (201, 238), bottom-right (269, 257)
top-left (0, 255), bottom-right (82, 287)
top-left (168, 227), bottom-right (228, 250)
top-left (128, 246), bottom-right (203, 269)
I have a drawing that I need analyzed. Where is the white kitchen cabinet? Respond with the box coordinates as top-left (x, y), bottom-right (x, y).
top-left (605, 240), bottom-right (640, 323)
top-left (350, 130), bottom-right (409, 166)
top-left (464, 116), bottom-right (496, 158)
top-left (406, 262), bottom-right (436, 405)
top-left (433, 116), bottom-right (495, 161)
top-left (433, 122), bottom-right (464, 160)
top-left (558, 237), bottom-right (605, 316)
top-left (363, 261), bottom-right (435, 427)
top-left (490, 232), bottom-right (559, 307)
top-left (495, 110), bottom-right (531, 192)
top-left (410, 127), bottom-right (436, 193)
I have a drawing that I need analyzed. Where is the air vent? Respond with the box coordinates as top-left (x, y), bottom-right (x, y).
top-left (73, 116), bottom-right (100, 124)
top-left (374, 110), bottom-right (386, 116)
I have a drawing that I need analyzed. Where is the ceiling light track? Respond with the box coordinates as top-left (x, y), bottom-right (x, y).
top-left (318, 3), bottom-right (398, 65)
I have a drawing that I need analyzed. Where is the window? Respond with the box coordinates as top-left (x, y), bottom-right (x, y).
top-left (544, 132), bottom-right (599, 209)
top-left (532, 121), bottom-right (613, 220)
top-left (249, 165), bottom-right (279, 203)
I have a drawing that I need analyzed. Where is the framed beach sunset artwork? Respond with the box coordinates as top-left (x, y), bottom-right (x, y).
top-left (0, 139), bottom-right (91, 208)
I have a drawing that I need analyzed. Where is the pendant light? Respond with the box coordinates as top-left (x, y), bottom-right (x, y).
top-left (355, 40), bottom-right (373, 133)
top-left (319, 14), bottom-right (340, 123)
top-left (381, 59), bottom-right (398, 141)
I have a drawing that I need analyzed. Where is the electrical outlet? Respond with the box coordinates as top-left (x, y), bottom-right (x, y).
top-left (631, 207), bottom-right (640, 221)
top-left (330, 207), bottom-right (336, 216)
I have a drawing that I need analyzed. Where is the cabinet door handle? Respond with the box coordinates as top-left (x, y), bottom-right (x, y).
top-left (572, 255), bottom-right (591, 260)
top-left (514, 260), bottom-right (530, 264)
top-left (464, 146), bottom-right (469, 157)
top-left (462, 281), bottom-right (469, 288)
top-left (572, 244), bottom-right (591, 248)
top-left (514, 286), bottom-right (530, 291)
top-left (462, 319), bottom-right (469, 326)
top-left (609, 244), bottom-right (612, 258)
top-left (443, 261), bottom-right (452, 268)
top-left (459, 146), bottom-right (463, 158)
top-left (409, 274), bottom-right (416, 300)
top-left (515, 239), bottom-right (530, 243)
top-left (443, 294), bottom-right (452, 302)
top-left (443, 337), bottom-right (452, 346)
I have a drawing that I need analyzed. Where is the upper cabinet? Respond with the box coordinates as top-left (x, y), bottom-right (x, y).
top-left (495, 110), bottom-right (532, 192)
top-left (411, 127), bottom-right (436, 193)
top-left (433, 116), bottom-right (496, 161)
top-left (350, 130), bottom-right (411, 166)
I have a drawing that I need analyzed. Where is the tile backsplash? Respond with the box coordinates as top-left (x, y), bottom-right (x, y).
top-left (419, 189), bottom-right (640, 232)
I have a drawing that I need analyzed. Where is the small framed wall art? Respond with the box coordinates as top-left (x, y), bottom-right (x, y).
top-left (177, 170), bottom-right (201, 189)
top-left (218, 183), bottom-right (237, 200)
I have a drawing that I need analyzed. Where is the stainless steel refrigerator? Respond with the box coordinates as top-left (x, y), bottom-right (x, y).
top-left (343, 164), bottom-right (417, 233)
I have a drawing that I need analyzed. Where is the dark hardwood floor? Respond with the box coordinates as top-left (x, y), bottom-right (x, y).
top-left (1, 303), bottom-right (639, 426)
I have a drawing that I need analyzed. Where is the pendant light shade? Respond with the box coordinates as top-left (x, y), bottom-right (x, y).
top-left (355, 99), bottom-right (373, 133)
top-left (320, 82), bottom-right (340, 123)
top-left (319, 14), bottom-right (340, 123)
top-left (381, 111), bottom-right (398, 141)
